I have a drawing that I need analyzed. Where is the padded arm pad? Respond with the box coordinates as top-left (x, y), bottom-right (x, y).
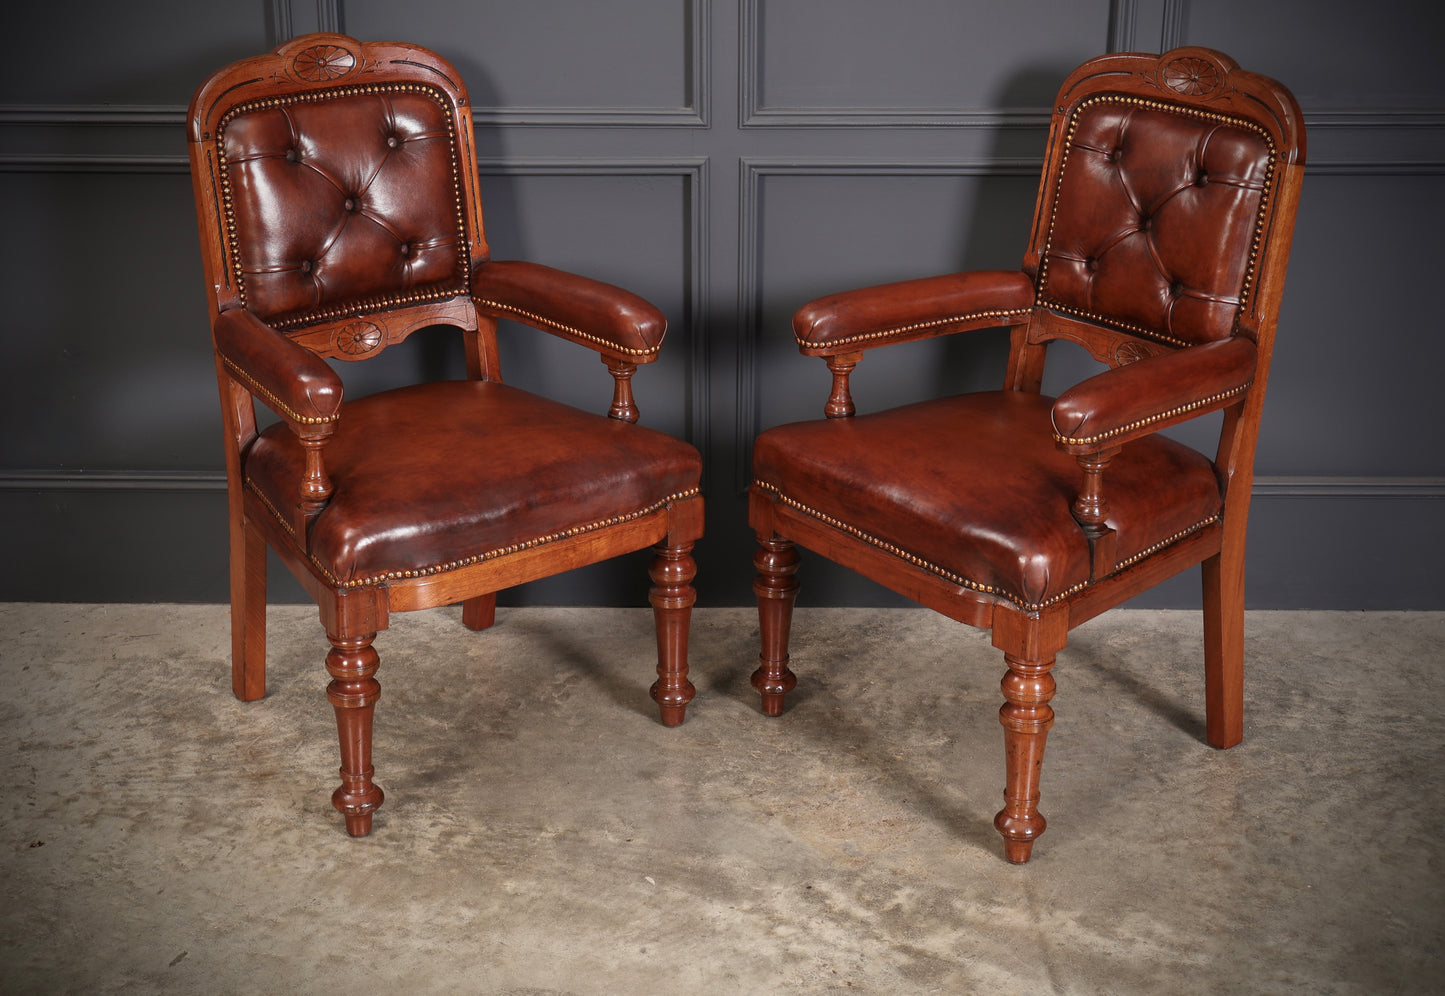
top-left (213, 309), bottom-right (343, 427)
top-left (792, 270), bottom-right (1035, 356)
top-left (1052, 336), bottom-right (1258, 453)
top-left (471, 259), bottom-right (667, 361)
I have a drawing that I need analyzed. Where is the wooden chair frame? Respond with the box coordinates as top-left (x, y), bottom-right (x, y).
top-left (188, 34), bottom-right (702, 835)
top-left (749, 48), bottom-right (1305, 862)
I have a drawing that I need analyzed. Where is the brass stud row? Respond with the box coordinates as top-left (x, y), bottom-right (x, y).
top-left (1036, 94), bottom-right (1278, 338)
top-left (794, 305), bottom-right (1032, 350)
top-left (272, 487), bottom-right (702, 589)
top-left (221, 356), bottom-right (339, 425)
top-left (1111, 513), bottom-right (1221, 572)
top-left (472, 297), bottom-right (661, 358)
top-left (755, 481), bottom-right (1091, 611)
top-left (1051, 380), bottom-right (1251, 447)
top-left (214, 82), bottom-right (469, 320)
top-left (757, 481), bottom-right (1222, 611)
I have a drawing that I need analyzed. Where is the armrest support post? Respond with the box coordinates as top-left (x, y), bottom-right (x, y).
top-left (605, 356), bottom-right (640, 423)
top-left (294, 427), bottom-right (335, 542)
top-left (1071, 446), bottom-right (1120, 579)
top-left (825, 352), bottom-right (862, 418)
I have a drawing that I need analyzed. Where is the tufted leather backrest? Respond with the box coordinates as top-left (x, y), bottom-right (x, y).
top-left (1020, 49), bottom-right (1304, 366)
top-left (189, 35), bottom-right (489, 358)
top-left (217, 86), bottom-right (469, 329)
top-left (1036, 98), bottom-right (1274, 348)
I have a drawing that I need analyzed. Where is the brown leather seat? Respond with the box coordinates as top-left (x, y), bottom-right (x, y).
top-left (748, 48), bottom-right (1305, 862)
top-left (246, 380), bottom-right (701, 590)
top-left (187, 34), bottom-right (703, 836)
top-left (754, 390), bottom-right (1223, 610)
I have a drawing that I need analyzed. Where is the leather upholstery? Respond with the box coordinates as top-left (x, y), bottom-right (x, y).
top-left (753, 391), bottom-right (1223, 610)
top-left (792, 270), bottom-right (1035, 355)
top-left (1051, 335), bottom-right (1256, 451)
top-left (212, 309), bottom-right (342, 425)
top-left (219, 88), bottom-right (468, 327)
top-left (472, 260), bottom-right (667, 358)
top-left (245, 380), bottom-right (701, 587)
top-left (1037, 99), bottom-right (1273, 347)
top-left (747, 47), bottom-right (1305, 864)
top-left (189, 34), bottom-right (707, 837)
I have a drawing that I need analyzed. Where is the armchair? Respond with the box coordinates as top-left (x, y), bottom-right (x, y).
top-left (749, 48), bottom-right (1304, 862)
top-left (187, 34), bottom-right (703, 835)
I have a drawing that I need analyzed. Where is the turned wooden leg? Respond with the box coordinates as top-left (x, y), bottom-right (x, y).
top-left (230, 518), bottom-right (267, 702)
top-left (461, 593), bottom-right (497, 632)
top-left (751, 537), bottom-right (799, 717)
top-left (325, 631), bottom-right (384, 836)
top-left (649, 542), bottom-right (697, 727)
top-left (994, 652), bottom-right (1057, 863)
top-left (1202, 550), bottom-right (1245, 749)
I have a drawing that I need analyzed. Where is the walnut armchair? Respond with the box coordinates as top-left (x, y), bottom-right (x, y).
top-left (187, 34), bottom-right (703, 836)
top-left (749, 48), bottom-right (1304, 862)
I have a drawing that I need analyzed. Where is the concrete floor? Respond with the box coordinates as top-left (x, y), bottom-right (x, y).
top-left (0, 603), bottom-right (1440, 993)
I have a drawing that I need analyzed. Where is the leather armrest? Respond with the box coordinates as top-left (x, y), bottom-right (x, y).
top-left (471, 259), bottom-right (667, 362)
top-left (792, 270), bottom-right (1035, 357)
top-left (213, 309), bottom-right (343, 427)
top-left (1052, 336), bottom-right (1258, 454)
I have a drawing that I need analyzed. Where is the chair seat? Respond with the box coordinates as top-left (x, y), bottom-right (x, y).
top-left (246, 380), bottom-right (701, 587)
top-left (753, 391), bottom-right (1223, 609)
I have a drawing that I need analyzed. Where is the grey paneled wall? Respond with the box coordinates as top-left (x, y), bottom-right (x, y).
top-left (2, 0), bottom-right (1442, 608)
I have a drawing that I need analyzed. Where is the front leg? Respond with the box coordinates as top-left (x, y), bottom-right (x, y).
top-left (751, 537), bottom-right (799, 716)
top-left (994, 651), bottom-right (1057, 863)
top-left (325, 631), bottom-right (384, 836)
top-left (649, 542), bottom-right (697, 726)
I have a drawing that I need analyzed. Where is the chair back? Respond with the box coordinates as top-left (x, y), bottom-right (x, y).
top-left (187, 34), bottom-right (488, 360)
top-left (1021, 48), bottom-right (1305, 368)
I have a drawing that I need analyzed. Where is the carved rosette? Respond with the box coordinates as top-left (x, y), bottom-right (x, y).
top-left (1161, 56), bottom-right (1223, 97)
top-left (294, 44), bottom-right (356, 82)
top-left (335, 320), bottom-right (383, 355)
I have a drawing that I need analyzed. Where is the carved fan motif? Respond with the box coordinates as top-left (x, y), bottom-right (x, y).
top-left (1162, 57), bottom-right (1222, 96)
top-left (335, 320), bottom-right (383, 354)
top-left (294, 45), bottom-right (356, 82)
top-left (1114, 340), bottom-right (1153, 366)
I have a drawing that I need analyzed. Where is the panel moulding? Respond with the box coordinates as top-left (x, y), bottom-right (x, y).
top-left (739, 0), bottom-right (1117, 127)
top-left (735, 158), bottom-right (1043, 489)
top-left (477, 158), bottom-right (711, 460)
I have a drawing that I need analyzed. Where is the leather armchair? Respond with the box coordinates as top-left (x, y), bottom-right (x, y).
top-left (749, 48), bottom-right (1305, 862)
top-left (187, 34), bottom-right (703, 836)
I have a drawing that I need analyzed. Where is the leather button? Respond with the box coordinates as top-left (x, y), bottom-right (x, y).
top-left (300, 260), bottom-right (313, 274)
top-left (344, 198), bottom-right (357, 212)
top-left (285, 148), bottom-right (299, 163)
top-left (386, 136), bottom-right (400, 149)
top-left (398, 244), bottom-right (410, 257)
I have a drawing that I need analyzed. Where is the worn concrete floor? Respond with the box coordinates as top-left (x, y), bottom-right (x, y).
top-left (0, 603), bottom-right (1441, 993)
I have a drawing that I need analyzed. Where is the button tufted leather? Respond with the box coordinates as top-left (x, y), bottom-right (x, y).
top-left (1038, 99), bottom-right (1273, 347)
top-left (220, 89), bottom-right (467, 326)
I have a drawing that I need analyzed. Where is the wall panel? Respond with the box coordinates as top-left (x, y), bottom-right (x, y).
top-left (344, 0), bottom-right (705, 123)
top-left (1, 0), bottom-right (1440, 608)
top-left (745, 0), bottom-right (1111, 124)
